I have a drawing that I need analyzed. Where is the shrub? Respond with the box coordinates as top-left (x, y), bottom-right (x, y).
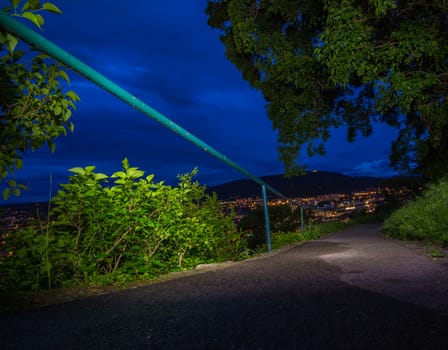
top-left (1, 159), bottom-right (243, 291)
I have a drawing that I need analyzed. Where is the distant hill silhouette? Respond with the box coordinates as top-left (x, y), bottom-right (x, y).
top-left (209, 171), bottom-right (386, 199)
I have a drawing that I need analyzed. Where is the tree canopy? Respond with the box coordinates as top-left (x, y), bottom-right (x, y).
top-left (206, 0), bottom-right (448, 179)
top-left (0, 0), bottom-right (80, 199)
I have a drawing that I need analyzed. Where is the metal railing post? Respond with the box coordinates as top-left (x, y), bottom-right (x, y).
top-left (300, 206), bottom-right (305, 233)
top-left (262, 185), bottom-right (272, 253)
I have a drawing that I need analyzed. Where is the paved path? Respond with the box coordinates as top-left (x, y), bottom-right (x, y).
top-left (320, 224), bottom-right (448, 313)
top-left (1, 223), bottom-right (448, 349)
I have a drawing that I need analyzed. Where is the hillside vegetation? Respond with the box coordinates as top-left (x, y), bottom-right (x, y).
top-left (2, 158), bottom-right (445, 295)
top-left (383, 178), bottom-right (448, 246)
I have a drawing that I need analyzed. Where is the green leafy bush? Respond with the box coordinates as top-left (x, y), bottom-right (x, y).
top-left (1, 1), bottom-right (80, 199)
top-left (238, 204), bottom-right (306, 250)
top-left (1, 159), bottom-right (243, 290)
top-left (383, 178), bottom-right (448, 246)
top-left (0, 224), bottom-right (67, 291)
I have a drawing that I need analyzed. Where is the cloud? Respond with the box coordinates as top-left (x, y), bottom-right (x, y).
top-left (347, 159), bottom-right (396, 177)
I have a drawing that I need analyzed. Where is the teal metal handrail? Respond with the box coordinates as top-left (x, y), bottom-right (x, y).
top-left (0, 12), bottom-right (288, 251)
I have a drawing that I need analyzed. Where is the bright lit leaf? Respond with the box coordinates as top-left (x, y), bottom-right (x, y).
top-left (65, 90), bottom-right (80, 101)
top-left (122, 158), bottom-right (130, 169)
top-left (7, 180), bottom-right (17, 187)
top-left (94, 173), bottom-right (109, 181)
top-left (63, 109), bottom-right (72, 122)
top-left (57, 70), bottom-right (70, 83)
top-left (35, 13), bottom-right (44, 26)
top-left (42, 2), bottom-right (62, 14)
top-left (69, 167), bottom-right (85, 175)
top-left (112, 171), bottom-right (126, 179)
top-left (22, 12), bottom-right (44, 29)
top-left (54, 105), bottom-right (62, 116)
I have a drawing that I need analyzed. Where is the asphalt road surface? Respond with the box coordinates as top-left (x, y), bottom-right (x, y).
top-left (1, 223), bottom-right (447, 349)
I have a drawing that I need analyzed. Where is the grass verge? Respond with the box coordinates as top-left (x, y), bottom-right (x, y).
top-left (382, 177), bottom-right (448, 247)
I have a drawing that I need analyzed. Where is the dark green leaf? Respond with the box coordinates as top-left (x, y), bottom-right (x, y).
top-left (5, 33), bottom-right (18, 54)
top-left (23, 0), bottom-right (40, 11)
top-left (11, 0), bottom-right (20, 8)
top-left (49, 141), bottom-right (56, 153)
top-left (2, 188), bottom-right (10, 200)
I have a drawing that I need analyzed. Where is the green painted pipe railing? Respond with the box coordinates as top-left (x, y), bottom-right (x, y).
top-left (0, 12), bottom-right (295, 252)
top-left (0, 12), bottom-right (286, 201)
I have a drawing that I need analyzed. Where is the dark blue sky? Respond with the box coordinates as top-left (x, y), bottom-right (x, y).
top-left (3, 1), bottom-right (399, 203)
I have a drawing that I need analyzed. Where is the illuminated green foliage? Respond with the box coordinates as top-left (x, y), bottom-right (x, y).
top-left (383, 177), bottom-right (448, 246)
top-left (0, 160), bottom-right (243, 290)
top-left (1, 0), bottom-right (79, 199)
top-left (206, 0), bottom-right (448, 179)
